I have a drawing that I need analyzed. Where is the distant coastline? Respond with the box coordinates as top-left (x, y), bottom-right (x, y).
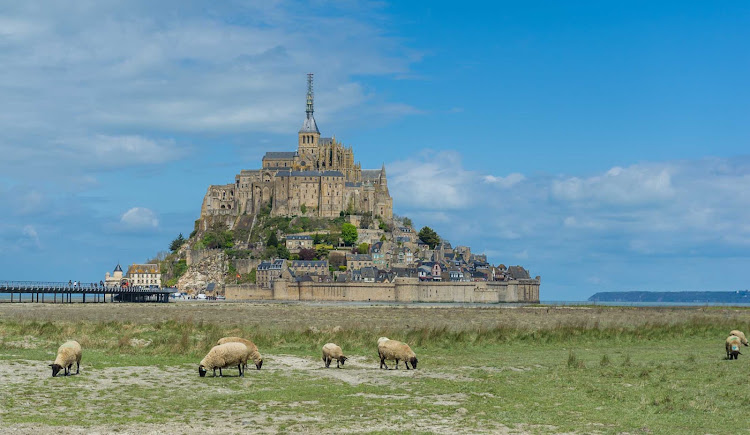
top-left (587, 290), bottom-right (750, 304)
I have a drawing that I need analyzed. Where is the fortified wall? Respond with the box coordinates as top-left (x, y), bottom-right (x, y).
top-left (225, 277), bottom-right (540, 304)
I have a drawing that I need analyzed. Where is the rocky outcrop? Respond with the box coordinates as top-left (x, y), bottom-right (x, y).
top-left (178, 250), bottom-right (228, 293)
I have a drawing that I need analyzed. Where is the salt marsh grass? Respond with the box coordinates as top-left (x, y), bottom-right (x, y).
top-left (0, 303), bottom-right (748, 433)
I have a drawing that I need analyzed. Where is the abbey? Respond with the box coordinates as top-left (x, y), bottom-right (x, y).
top-left (200, 74), bottom-right (393, 220)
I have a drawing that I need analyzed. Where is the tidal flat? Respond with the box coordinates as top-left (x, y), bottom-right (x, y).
top-left (0, 303), bottom-right (748, 434)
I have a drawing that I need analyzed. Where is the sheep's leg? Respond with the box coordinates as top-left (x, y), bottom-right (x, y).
top-left (213, 368), bottom-right (217, 377)
top-left (380, 357), bottom-right (387, 369)
top-left (219, 367), bottom-right (223, 377)
top-left (395, 359), bottom-right (399, 369)
top-left (76, 361), bottom-right (80, 374)
top-left (325, 357), bottom-right (331, 368)
top-left (239, 364), bottom-right (244, 377)
top-left (406, 361), bottom-right (411, 370)
top-left (336, 359), bottom-right (340, 369)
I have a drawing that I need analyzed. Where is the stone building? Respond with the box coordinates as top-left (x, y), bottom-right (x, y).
top-left (201, 74), bottom-right (393, 221)
top-left (257, 259), bottom-right (290, 289)
top-left (285, 235), bottom-right (313, 253)
top-left (346, 253), bottom-right (373, 270)
top-left (104, 263), bottom-right (125, 287)
top-left (289, 260), bottom-right (329, 277)
top-left (126, 264), bottom-right (162, 287)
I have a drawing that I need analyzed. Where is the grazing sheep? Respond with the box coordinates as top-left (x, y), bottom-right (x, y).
top-left (199, 342), bottom-right (250, 377)
top-left (217, 336), bottom-right (263, 370)
top-left (50, 340), bottom-right (82, 377)
top-left (727, 336), bottom-right (743, 360)
top-left (322, 343), bottom-right (348, 368)
top-left (730, 330), bottom-right (749, 347)
top-left (377, 338), bottom-right (418, 370)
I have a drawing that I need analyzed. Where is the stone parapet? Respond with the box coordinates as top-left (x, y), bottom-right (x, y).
top-left (223, 278), bottom-right (540, 303)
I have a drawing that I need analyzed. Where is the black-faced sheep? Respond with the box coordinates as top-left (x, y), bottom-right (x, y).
top-left (727, 336), bottom-right (743, 360)
top-left (217, 336), bottom-right (263, 370)
top-left (730, 330), bottom-right (749, 347)
top-left (322, 343), bottom-right (347, 368)
top-left (377, 337), bottom-right (418, 370)
top-left (199, 342), bottom-right (250, 377)
top-left (50, 340), bottom-right (82, 377)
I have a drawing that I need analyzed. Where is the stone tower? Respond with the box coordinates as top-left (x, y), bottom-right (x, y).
top-left (298, 73), bottom-right (320, 163)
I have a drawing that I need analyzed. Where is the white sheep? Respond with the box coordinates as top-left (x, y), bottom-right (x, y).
top-left (217, 336), bottom-right (264, 370)
top-left (727, 335), bottom-right (743, 360)
top-left (49, 340), bottom-right (82, 377)
top-left (322, 343), bottom-right (348, 368)
top-left (199, 342), bottom-right (250, 377)
top-left (377, 338), bottom-right (418, 370)
top-left (730, 330), bottom-right (749, 347)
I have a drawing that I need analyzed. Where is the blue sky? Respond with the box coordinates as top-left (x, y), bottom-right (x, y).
top-left (0, 1), bottom-right (748, 300)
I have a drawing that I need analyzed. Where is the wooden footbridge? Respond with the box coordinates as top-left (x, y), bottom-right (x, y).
top-left (0, 281), bottom-right (172, 303)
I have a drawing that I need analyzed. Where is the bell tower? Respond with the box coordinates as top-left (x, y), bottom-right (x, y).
top-left (298, 73), bottom-right (320, 158)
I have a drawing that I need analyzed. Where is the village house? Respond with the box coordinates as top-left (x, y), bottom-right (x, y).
top-left (289, 260), bottom-right (329, 277)
top-left (257, 259), bottom-right (289, 289)
top-left (346, 253), bottom-right (373, 270)
top-left (285, 235), bottom-right (313, 253)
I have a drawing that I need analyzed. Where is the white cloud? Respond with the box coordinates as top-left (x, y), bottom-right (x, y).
top-left (22, 225), bottom-right (41, 248)
top-left (0, 2), bottom-right (422, 180)
top-left (551, 164), bottom-right (675, 205)
top-left (120, 207), bottom-right (159, 231)
top-left (483, 173), bottom-right (525, 188)
top-left (55, 135), bottom-right (184, 168)
top-left (389, 151), bottom-right (478, 210)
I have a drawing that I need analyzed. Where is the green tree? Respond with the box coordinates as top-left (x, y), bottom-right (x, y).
top-left (313, 233), bottom-right (323, 244)
top-left (266, 231), bottom-right (279, 248)
top-left (276, 244), bottom-right (291, 259)
top-left (418, 226), bottom-right (441, 249)
top-left (248, 269), bottom-right (256, 283)
top-left (402, 217), bottom-right (413, 227)
top-left (316, 245), bottom-right (331, 259)
top-left (341, 223), bottom-right (358, 246)
top-left (357, 243), bottom-right (370, 254)
top-left (380, 234), bottom-right (387, 242)
top-left (300, 204), bottom-right (307, 214)
top-left (202, 223), bottom-right (233, 249)
top-left (169, 233), bottom-right (186, 252)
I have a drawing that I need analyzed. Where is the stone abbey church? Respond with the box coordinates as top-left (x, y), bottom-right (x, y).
top-left (200, 75), bottom-right (393, 221)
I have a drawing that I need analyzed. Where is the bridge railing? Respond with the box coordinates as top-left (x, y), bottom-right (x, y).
top-left (0, 281), bottom-right (171, 293)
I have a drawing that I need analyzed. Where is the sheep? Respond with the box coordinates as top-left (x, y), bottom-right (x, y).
top-left (199, 342), bottom-right (250, 377)
top-left (377, 338), bottom-right (418, 370)
top-left (730, 330), bottom-right (749, 347)
top-left (217, 336), bottom-right (263, 370)
top-left (49, 340), bottom-right (82, 377)
top-left (322, 343), bottom-right (348, 368)
top-left (726, 335), bottom-right (743, 360)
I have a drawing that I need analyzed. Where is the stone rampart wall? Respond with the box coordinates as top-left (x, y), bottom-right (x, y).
top-left (224, 278), bottom-right (540, 303)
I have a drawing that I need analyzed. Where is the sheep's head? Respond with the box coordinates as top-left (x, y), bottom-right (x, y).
top-left (339, 356), bottom-right (348, 366)
top-left (198, 365), bottom-right (207, 377)
top-left (410, 357), bottom-right (418, 369)
top-left (255, 359), bottom-right (263, 370)
top-left (49, 364), bottom-right (63, 377)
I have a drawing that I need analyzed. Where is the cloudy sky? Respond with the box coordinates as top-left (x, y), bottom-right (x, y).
top-left (1, 1), bottom-right (748, 300)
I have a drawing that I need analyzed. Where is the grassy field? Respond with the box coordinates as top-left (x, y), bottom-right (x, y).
top-left (1, 303), bottom-right (749, 434)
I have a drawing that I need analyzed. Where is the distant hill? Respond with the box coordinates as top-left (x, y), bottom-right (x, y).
top-left (588, 291), bottom-right (750, 303)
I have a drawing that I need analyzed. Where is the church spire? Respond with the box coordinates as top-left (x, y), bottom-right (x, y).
top-left (306, 73), bottom-right (314, 119)
top-left (299, 73), bottom-right (320, 134)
